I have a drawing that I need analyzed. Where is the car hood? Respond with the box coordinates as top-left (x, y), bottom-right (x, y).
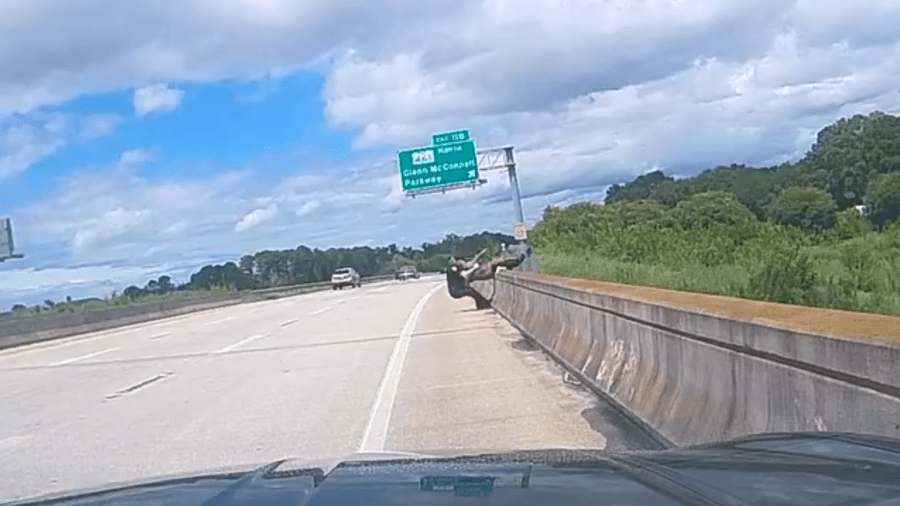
top-left (7, 433), bottom-right (900, 506)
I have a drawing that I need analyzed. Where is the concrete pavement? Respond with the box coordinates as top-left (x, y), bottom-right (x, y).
top-left (0, 276), bottom-right (631, 502)
top-left (386, 290), bottom-right (604, 453)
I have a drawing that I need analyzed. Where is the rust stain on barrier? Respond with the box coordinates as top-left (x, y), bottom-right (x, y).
top-left (525, 272), bottom-right (900, 346)
top-left (492, 303), bottom-right (674, 449)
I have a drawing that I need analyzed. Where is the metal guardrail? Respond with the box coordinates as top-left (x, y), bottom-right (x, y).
top-left (246, 273), bottom-right (403, 297)
top-left (363, 274), bottom-right (397, 283)
top-left (248, 282), bottom-right (331, 296)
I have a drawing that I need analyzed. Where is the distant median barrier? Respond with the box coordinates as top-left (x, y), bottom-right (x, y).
top-left (0, 293), bottom-right (245, 351)
top-left (249, 281), bottom-right (332, 298)
top-left (0, 274), bottom-right (394, 351)
top-left (472, 270), bottom-right (900, 447)
top-left (365, 274), bottom-right (398, 283)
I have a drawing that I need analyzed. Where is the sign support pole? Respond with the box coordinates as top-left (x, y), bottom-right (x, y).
top-left (504, 147), bottom-right (525, 225)
top-left (501, 147), bottom-right (537, 272)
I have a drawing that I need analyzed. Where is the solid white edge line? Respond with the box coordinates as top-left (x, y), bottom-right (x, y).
top-left (358, 283), bottom-right (442, 453)
top-left (49, 347), bottom-right (120, 366)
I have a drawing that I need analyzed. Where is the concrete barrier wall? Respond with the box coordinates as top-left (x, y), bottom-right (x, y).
top-left (481, 271), bottom-right (900, 447)
top-left (0, 294), bottom-right (245, 351)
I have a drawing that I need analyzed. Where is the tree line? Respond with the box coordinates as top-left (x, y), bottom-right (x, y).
top-left (604, 111), bottom-right (900, 232)
top-left (116, 231), bottom-right (514, 300)
top-left (531, 110), bottom-right (900, 315)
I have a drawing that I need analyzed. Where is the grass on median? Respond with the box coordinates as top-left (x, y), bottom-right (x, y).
top-left (535, 241), bottom-right (900, 318)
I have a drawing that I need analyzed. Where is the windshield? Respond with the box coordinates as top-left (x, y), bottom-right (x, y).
top-left (2, 2), bottom-right (899, 504)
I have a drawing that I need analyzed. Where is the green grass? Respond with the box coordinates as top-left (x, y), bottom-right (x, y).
top-left (536, 245), bottom-right (900, 317)
top-left (537, 248), bottom-right (750, 297)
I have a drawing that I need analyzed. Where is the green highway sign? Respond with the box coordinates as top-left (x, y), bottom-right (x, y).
top-left (432, 129), bottom-right (470, 146)
top-left (399, 139), bottom-right (478, 191)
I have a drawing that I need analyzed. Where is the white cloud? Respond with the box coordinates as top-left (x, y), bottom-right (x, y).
top-left (294, 200), bottom-right (321, 218)
top-left (20, 166), bottom-right (250, 264)
top-left (79, 114), bottom-right (120, 139)
top-left (0, 1), bottom-right (463, 114)
top-left (321, 3), bottom-right (900, 195)
top-left (133, 83), bottom-right (185, 115)
top-left (72, 207), bottom-right (151, 254)
top-left (1, 111), bottom-right (120, 180)
top-left (0, 120), bottom-right (65, 180)
top-left (235, 204), bottom-right (279, 232)
top-left (119, 148), bottom-right (155, 167)
top-left (160, 220), bottom-right (190, 238)
top-left (322, 0), bottom-right (795, 144)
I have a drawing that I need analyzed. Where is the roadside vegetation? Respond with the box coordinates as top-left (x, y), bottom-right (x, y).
top-left (531, 111), bottom-right (900, 316)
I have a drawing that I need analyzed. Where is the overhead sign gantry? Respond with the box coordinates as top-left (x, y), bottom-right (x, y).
top-left (398, 129), bottom-right (527, 236)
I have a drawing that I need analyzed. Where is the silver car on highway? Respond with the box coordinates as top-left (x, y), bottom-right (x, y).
top-left (395, 265), bottom-right (419, 281)
top-left (331, 267), bottom-right (361, 290)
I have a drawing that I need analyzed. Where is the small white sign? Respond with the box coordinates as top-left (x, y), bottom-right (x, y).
top-left (514, 222), bottom-right (528, 241)
top-left (412, 149), bottom-right (435, 165)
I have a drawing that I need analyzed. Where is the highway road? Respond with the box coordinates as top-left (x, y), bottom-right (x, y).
top-left (0, 275), bottom-right (651, 502)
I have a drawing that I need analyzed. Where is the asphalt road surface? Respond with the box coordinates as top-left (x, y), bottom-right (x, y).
top-left (0, 275), bottom-right (651, 502)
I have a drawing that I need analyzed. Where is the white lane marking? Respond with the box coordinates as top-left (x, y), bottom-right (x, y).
top-left (280, 318), bottom-right (300, 327)
top-left (370, 287), bottom-right (388, 293)
top-left (49, 347), bottom-right (120, 366)
top-left (214, 316), bottom-right (237, 324)
top-left (310, 306), bottom-right (332, 316)
top-left (105, 372), bottom-right (173, 400)
top-left (359, 283), bottom-right (442, 452)
top-left (215, 334), bottom-right (266, 354)
top-left (150, 332), bottom-right (171, 340)
top-left (0, 435), bottom-right (32, 450)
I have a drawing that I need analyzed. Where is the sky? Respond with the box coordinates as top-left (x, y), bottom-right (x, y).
top-left (1, 0), bottom-right (900, 309)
